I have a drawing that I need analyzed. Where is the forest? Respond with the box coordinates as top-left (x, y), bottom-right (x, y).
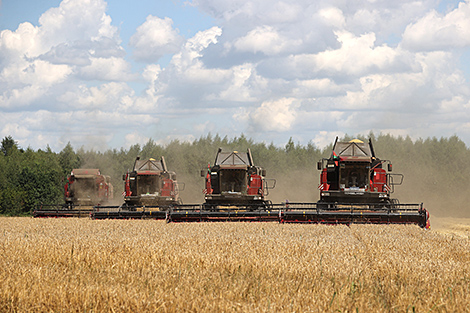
top-left (0, 133), bottom-right (468, 218)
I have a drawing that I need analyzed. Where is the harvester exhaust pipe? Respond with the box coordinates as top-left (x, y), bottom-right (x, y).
top-left (215, 148), bottom-right (222, 165)
top-left (134, 156), bottom-right (140, 170)
top-left (331, 136), bottom-right (339, 158)
top-left (161, 156), bottom-right (168, 172)
top-left (247, 148), bottom-right (254, 166)
top-left (369, 138), bottom-right (376, 158)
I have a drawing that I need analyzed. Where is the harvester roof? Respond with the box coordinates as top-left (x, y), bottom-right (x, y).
top-left (71, 169), bottom-right (101, 178)
top-left (134, 157), bottom-right (166, 174)
top-left (215, 150), bottom-right (252, 169)
top-left (333, 139), bottom-right (372, 161)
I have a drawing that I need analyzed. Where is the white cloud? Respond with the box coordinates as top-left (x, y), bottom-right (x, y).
top-left (312, 131), bottom-right (345, 149)
top-left (313, 31), bottom-right (399, 76)
top-left (318, 7), bottom-right (345, 29)
top-left (38, 0), bottom-right (118, 46)
top-left (0, 22), bottom-right (41, 61)
top-left (193, 121), bottom-right (215, 133)
top-left (124, 132), bottom-right (150, 149)
top-left (0, 0), bottom-right (126, 111)
top-left (235, 97), bottom-right (299, 132)
top-left (213, 63), bottom-right (266, 102)
top-left (0, 123), bottom-right (31, 140)
top-left (293, 78), bottom-right (344, 98)
top-left (130, 15), bottom-right (184, 63)
top-left (172, 26), bottom-right (222, 70)
top-left (402, 2), bottom-right (470, 51)
top-left (79, 57), bottom-right (134, 81)
top-left (3, 0), bottom-right (470, 152)
top-left (57, 82), bottom-right (133, 110)
top-left (233, 25), bottom-right (297, 55)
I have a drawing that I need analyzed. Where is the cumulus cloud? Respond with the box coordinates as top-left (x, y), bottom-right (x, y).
top-left (124, 132), bottom-right (150, 149)
top-left (38, 0), bottom-right (119, 46)
top-left (57, 82), bottom-right (134, 110)
top-left (318, 7), bottom-right (345, 29)
top-left (2, 0), bottom-right (470, 151)
top-left (233, 25), bottom-right (300, 56)
top-left (130, 15), bottom-right (184, 63)
top-left (312, 31), bottom-right (400, 76)
top-left (235, 98), bottom-right (300, 132)
top-left (0, 0), bottom-right (128, 110)
top-left (402, 2), bottom-right (470, 51)
top-left (79, 57), bottom-right (134, 81)
top-left (0, 0), bottom-right (143, 149)
top-left (153, 26), bottom-right (232, 105)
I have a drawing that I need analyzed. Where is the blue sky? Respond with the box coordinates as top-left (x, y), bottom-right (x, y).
top-left (1, 0), bottom-right (470, 151)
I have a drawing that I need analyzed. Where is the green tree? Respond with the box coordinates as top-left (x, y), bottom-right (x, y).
top-left (59, 142), bottom-right (81, 176)
top-left (1, 136), bottom-right (19, 156)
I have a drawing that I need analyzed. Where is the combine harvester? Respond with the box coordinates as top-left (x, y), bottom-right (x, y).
top-left (88, 139), bottom-right (430, 228)
top-left (279, 138), bottom-right (430, 228)
top-left (91, 156), bottom-right (182, 219)
top-left (168, 141), bottom-right (429, 228)
top-left (33, 169), bottom-right (113, 218)
top-left (168, 148), bottom-right (277, 222)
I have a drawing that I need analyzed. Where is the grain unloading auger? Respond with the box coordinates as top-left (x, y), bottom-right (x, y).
top-left (279, 138), bottom-right (430, 229)
top-left (91, 156), bottom-right (183, 220)
top-left (33, 169), bottom-right (113, 218)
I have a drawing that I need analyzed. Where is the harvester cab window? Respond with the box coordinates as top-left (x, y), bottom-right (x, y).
top-left (340, 163), bottom-right (368, 189)
top-left (137, 175), bottom-right (161, 196)
top-left (74, 178), bottom-right (96, 200)
top-left (220, 169), bottom-right (247, 193)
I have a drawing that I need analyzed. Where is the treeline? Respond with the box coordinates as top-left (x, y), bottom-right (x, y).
top-left (0, 133), bottom-right (469, 217)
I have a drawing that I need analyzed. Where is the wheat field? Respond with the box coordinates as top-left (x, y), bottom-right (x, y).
top-left (0, 217), bottom-right (469, 312)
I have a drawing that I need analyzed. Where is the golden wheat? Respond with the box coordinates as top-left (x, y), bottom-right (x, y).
top-left (0, 217), bottom-right (469, 312)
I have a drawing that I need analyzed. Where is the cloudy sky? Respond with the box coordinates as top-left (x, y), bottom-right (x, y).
top-left (1, 0), bottom-right (470, 151)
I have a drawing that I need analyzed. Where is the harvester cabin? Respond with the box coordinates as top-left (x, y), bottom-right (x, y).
top-left (332, 140), bottom-right (372, 191)
top-left (131, 158), bottom-right (166, 197)
top-left (213, 151), bottom-right (251, 195)
top-left (69, 169), bottom-right (102, 204)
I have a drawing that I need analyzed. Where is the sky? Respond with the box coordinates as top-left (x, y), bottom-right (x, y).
top-left (1, 0), bottom-right (470, 151)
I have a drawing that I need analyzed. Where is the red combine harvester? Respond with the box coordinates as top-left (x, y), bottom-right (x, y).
top-left (168, 148), bottom-right (277, 222)
top-left (91, 156), bottom-right (182, 219)
top-left (280, 138), bottom-right (430, 228)
top-left (33, 169), bottom-right (113, 218)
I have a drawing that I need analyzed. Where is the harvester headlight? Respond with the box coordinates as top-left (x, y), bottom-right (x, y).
top-left (322, 192), bottom-right (330, 196)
